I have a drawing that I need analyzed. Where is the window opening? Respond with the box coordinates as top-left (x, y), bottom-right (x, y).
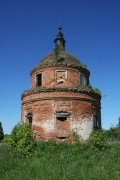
top-left (80, 73), bottom-right (87, 86)
top-left (93, 115), bottom-right (99, 129)
top-left (57, 137), bottom-right (67, 140)
top-left (36, 74), bottom-right (42, 86)
top-left (56, 111), bottom-right (69, 119)
top-left (26, 113), bottom-right (33, 128)
top-left (57, 116), bottom-right (67, 121)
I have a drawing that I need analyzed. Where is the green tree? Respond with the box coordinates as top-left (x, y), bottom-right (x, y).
top-left (0, 122), bottom-right (4, 141)
top-left (4, 123), bottom-right (36, 156)
top-left (116, 117), bottom-right (120, 129)
top-left (104, 117), bottom-right (120, 142)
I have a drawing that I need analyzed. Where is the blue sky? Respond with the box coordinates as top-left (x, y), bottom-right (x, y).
top-left (0, 0), bottom-right (120, 134)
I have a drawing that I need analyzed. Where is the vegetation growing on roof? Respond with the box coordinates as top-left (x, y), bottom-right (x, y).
top-left (80, 84), bottom-right (93, 90)
top-left (31, 49), bottom-right (88, 73)
top-left (94, 88), bottom-right (101, 95)
top-left (75, 84), bottom-right (101, 95)
top-left (54, 45), bottom-right (60, 61)
top-left (21, 86), bottom-right (101, 99)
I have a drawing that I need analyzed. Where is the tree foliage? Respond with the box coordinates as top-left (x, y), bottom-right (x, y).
top-left (4, 123), bottom-right (36, 156)
top-left (104, 117), bottom-right (120, 142)
top-left (0, 122), bottom-right (4, 141)
top-left (116, 117), bottom-right (120, 129)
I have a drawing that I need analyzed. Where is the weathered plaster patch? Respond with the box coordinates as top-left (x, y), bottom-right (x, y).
top-left (80, 118), bottom-right (93, 140)
top-left (39, 119), bottom-right (54, 133)
top-left (72, 117), bottom-right (93, 140)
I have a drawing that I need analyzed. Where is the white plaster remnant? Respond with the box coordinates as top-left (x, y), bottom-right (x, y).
top-left (72, 117), bottom-right (93, 140)
top-left (39, 119), bottom-right (54, 133)
top-left (80, 118), bottom-right (93, 140)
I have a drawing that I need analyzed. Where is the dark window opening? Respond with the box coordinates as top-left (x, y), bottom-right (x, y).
top-left (57, 137), bottom-right (67, 140)
top-left (28, 117), bottom-right (32, 127)
top-left (58, 58), bottom-right (64, 63)
top-left (26, 113), bottom-right (33, 128)
top-left (80, 73), bottom-right (87, 86)
top-left (93, 115), bottom-right (99, 129)
top-left (36, 74), bottom-right (42, 86)
top-left (57, 116), bottom-right (67, 121)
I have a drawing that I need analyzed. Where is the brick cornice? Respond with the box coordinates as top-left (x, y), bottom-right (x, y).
top-left (21, 87), bottom-right (101, 100)
top-left (22, 96), bottom-right (100, 106)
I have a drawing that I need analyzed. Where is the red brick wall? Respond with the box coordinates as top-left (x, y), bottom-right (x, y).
top-left (22, 66), bottom-right (101, 142)
top-left (22, 90), bottom-right (101, 141)
top-left (31, 67), bottom-right (89, 89)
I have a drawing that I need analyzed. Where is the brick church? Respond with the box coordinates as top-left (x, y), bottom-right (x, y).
top-left (21, 27), bottom-right (101, 142)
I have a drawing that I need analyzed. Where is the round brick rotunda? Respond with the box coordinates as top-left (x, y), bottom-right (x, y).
top-left (21, 28), bottom-right (101, 142)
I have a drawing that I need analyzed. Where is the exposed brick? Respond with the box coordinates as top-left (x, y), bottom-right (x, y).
top-left (21, 39), bottom-right (101, 142)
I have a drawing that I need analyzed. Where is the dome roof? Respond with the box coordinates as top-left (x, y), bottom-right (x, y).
top-left (31, 27), bottom-right (89, 74)
top-left (31, 49), bottom-right (89, 73)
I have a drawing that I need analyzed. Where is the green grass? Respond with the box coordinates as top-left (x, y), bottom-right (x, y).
top-left (0, 142), bottom-right (120, 180)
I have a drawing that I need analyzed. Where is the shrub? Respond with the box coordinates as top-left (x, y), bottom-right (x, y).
top-left (4, 123), bottom-right (36, 156)
top-left (71, 130), bottom-right (80, 142)
top-left (81, 84), bottom-right (93, 90)
top-left (104, 117), bottom-right (120, 142)
top-left (88, 130), bottom-right (107, 149)
top-left (0, 122), bottom-right (4, 141)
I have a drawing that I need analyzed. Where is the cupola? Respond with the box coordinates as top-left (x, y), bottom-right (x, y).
top-left (54, 27), bottom-right (66, 50)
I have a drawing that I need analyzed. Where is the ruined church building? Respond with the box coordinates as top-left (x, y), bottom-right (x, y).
top-left (21, 28), bottom-right (101, 142)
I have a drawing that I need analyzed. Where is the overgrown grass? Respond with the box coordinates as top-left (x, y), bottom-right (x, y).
top-left (0, 142), bottom-right (120, 180)
top-left (1, 123), bottom-right (120, 179)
